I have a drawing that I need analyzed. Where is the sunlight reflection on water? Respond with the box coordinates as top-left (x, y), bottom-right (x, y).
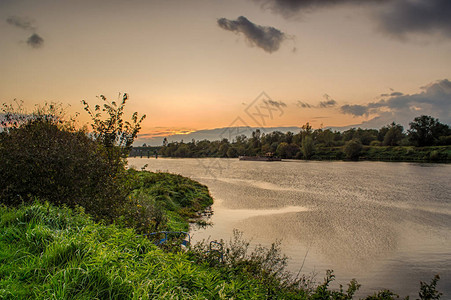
top-left (128, 157), bottom-right (451, 298)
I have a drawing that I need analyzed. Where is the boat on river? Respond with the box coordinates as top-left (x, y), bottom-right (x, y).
top-left (239, 152), bottom-right (281, 161)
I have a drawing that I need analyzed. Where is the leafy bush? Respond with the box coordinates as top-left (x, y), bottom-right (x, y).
top-left (82, 93), bottom-right (145, 166)
top-left (0, 115), bottom-right (125, 221)
top-left (0, 97), bottom-right (144, 223)
top-left (189, 230), bottom-right (363, 299)
top-left (418, 275), bottom-right (442, 300)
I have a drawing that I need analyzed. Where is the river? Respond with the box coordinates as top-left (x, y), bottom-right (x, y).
top-left (128, 157), bottom-right (451, 298)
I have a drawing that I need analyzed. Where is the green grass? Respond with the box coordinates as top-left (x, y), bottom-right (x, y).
top-left (0, 203), bottom-right (275, 299)
top-left (1, 202), bottom-right (442, 299)
top-left (123, 170), bottom-right (214, 233)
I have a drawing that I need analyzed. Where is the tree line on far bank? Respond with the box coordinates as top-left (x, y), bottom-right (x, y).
top-left (143, 115), bottom-right (450, 161)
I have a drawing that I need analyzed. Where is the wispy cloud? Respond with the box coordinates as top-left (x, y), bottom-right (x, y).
top-left (318, 94), bottom-right (337, 108)
top-left (6, 15), bottom-right (44, 48)
top-left (6, 16), bottom-right (36, 30)
top-left (296, 101), bottom-right (312, 108)
top-left (296, 94), bottom-right (337, 109)
top-left (217, 16), bottom-right (288, 53)
top-left (264, 99), bottom-right (287, 107)
top-left (138, 128), bottom-right (195, 139)
top-left (380, 91), bottom-right (404, 97)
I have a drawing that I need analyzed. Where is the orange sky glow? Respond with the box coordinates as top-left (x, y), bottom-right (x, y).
top-left (1, 0), bottom-right (450, 144)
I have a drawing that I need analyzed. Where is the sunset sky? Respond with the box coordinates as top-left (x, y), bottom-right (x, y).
top-left (1, 0), bottom-right (450, 144)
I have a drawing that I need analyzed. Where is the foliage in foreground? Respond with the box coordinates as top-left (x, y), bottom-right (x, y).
top-left (0, 107), bottom-right (127, 221)
top-left (0, 204), bottom-right (442, 299)
top-left (0, 203), bottom-right (270, 299)
top-left (0, 97), bottom-right (145, 224)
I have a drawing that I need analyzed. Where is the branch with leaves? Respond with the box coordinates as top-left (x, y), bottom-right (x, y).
top-left (82, 93), bottom-right (146, 160)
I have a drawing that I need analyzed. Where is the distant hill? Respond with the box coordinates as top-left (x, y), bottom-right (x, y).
top-left (136, 126), bottom-right (302, 146)
top-left (136, 120), bottom-right (414, 146)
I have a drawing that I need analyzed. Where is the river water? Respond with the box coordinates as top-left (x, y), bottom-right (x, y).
top-left (128, 157), bottom-right (451, 298)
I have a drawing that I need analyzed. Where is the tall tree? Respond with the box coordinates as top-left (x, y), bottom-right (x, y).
top-left (383, 122), bottom-right (404, 146)
top-left (408, 115), bottom-right (449, 146)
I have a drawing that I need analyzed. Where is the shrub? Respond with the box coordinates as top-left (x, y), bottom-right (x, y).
top-left (0, 114), bottom-right (125, 221)
top-left (418, 274), bottom-right (442, 300)
top-left (370, 140), bottom-right (381, 146)
top-left (0, 97), bottom-right (145, 223)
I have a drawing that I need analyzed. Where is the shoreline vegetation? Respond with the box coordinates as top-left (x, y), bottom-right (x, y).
top-left (132, 116), bottom-right (451, 163)
top-left (131, 144), bottom-right (451, 163)
top-left (0, 98), bottom-right (444, 298)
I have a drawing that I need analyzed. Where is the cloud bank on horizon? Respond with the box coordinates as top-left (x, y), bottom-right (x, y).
top-left (339, 79), bottom-right (451, 128)
top-left (292, 79), bottom-right (451, 129)
top-left (217, 16), bottom-right (288, 53)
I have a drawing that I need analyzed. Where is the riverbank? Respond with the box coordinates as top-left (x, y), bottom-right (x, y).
top-left (0, 203), bottom-right (278, 299)
top-left (131, 145), bottom-right (451, 163)
top-left (313, 145), bottom-right (451, 162)
top-left (125, 169), bottom-right (213, 232)
top-left (2, 201), bottom-right (442, 299)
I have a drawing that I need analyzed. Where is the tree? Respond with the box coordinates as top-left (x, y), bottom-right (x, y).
top-left (383, 122), bottom-right (404, 146)
top-left (276, 142), bottom-right (289, 158)
top-left (301, 136), bottom-right (315, 159)
top-left (300, 122), bottom-right (313, 139)
top-left (408, 115), bottom-right (450, 146)
top-left (344, 139), bottom-right (362, 160)
top-left (316, 129), bottom-right (335, 147)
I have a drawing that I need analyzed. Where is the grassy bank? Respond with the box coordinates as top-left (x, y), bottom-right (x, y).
top-left (124, 169), bottom-right (213, 232)
top-left (0, 203), bottom-right (276, 299)
top-left (1, 202), bottom-right (442, 299)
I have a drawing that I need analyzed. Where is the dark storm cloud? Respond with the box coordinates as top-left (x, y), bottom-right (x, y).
top-left (254, 0), bottom-right (388, 17)
top-left (217, 16), bottom-right (287, 53)
top-left (340, 79), bottom-right (451, 123)
top-left (254, 0), bottom-right (451, 40)
top-left (6, 16), bottom-right (36, 30)
top-left (378, 0), bottom-right (451, 38)
top-left (26, 33), bottom-right (44, 48)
